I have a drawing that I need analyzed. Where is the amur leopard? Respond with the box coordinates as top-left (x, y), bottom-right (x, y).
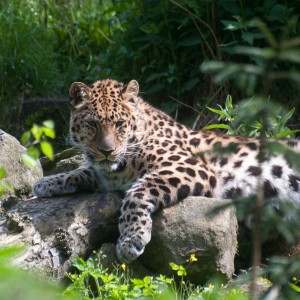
top-left (33, 79), bottom-right (300, 262)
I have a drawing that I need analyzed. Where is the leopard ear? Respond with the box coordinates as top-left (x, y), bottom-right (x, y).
top-left (121, 80), bottom-right (139, 104)
top-left (69, 82), bottom-right (91, 108)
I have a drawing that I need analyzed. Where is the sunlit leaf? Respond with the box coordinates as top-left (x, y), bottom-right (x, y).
top-left (31, 124), bottom-right (43, 141)
top-left (27, 146), bottom-right (40, 160)
top-left (43, 127), bottom-right (56, 139)
top-left (221, 20), bottom-right (241, 31)
top-left (280, 108), bottom-right (296, 125)
top-left (21, 153), bottom-right (37, 168)
top-left (203, 124), bottom-right (229, 130)
top-left (0, 166), bottom-right (6, 179)
top-left (143, 276), bottom-right (151, 285)
top-left (21, 131), bottom-right (31, 145)
top-left (276, 129), bottom-right (300, 138)
top-left (72, 257), bottom-right (87, 271)
top-left (42, 120), bottom-right (55, 129)
top-left (40, 141), bottom-right (54, 159)
top-left (290, 283), bottom-right (300, 292)
top-left (206, 107), bottom-right (223, 115)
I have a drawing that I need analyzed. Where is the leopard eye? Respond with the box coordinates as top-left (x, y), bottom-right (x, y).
top-left (116, 120), bottom-right (125, 128)
top-left (86, 119), bottom-right (97, 128)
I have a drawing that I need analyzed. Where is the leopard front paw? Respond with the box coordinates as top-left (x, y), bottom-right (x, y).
top-left (33, 176), bottom-right (74, 198)
top-left (116, 231), bottom-right (151, 263)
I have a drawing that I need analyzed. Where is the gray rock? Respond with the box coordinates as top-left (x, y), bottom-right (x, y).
top-left (1, 192), bottom-right (237, 282)
top-left (141, 196), bottom-right (237, 284)
top-left (0, 129), bottom-right (43, 198)
top-left (39, 147), bottom-right (83, 176)
top-left (0, 192), bottom-right (121, 278)
top-left (55, 154), bottom-right (85, 174)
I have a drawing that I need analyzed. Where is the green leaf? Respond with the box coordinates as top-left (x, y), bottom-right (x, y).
top-left (41, 141), bottom-right (53, 159)
top-left (27, 146), bottom-right (40, 160)
top-left (21, 131), bottom-right (31, 145)
top-left (200, 61), bottom-right (225, 73)
top-left (221, 20), bottom-right (241, 31)
top-left (241, 31), bottom-right (254, 45)
top-left (279, 49), bottom-right (300, 64)
top-left (281, 108), bottom-right (295, 125)
top-left (177, 266), bottom-right (187, 277)
top-left (43, 127), bottom-right (56, 139)
top-left (0, 166), bottom-right (6, 179)
top-left (72, 257), bottom-right (87, 271)
top-left (131, 278), bottom-right (144, 288)
top-left (31, 124), bottom-right (43, 141)
top-left (169, 262), bottom-right (179, 271)
top-left (203, 124), bottom-right (229, 130)
top-left (225, 95), bottom-right (233, 109)
top-left (86, 257), bottom-right (94, 269)
top-left (276, 129), bottom-right (300, 138)
top-left (207, 107), bottom-right (223, 115)
top-left (21, 153), bottom-right (37, 168)
top-left (42, 120), bottom-right (55, 129)
top-left (143, 276), bottom-right (151, 285)
top-left (235, 46), bottom-right (276, 59)
top-left (290, 283), bottom-right (300, 292)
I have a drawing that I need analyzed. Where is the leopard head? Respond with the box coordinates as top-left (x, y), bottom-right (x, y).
top-left (69, 79), bottom-right (141, 165)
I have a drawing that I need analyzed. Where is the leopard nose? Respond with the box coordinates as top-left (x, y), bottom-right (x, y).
top-left (99, 149), bottom-right (114, 157)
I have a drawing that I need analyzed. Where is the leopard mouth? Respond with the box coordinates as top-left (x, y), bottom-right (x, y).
top-left (86, 151), bottom-right (117, 163)
top-left (96, 158), bottom-right (127, 172)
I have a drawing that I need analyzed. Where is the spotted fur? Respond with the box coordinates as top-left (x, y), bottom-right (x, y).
top-left (33, 79), bottom-right (300, 262)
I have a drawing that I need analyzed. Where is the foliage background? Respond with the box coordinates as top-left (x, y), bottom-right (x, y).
top-left (1, 1), bottom-right (300, 299)
top-left (1, 0), bottom-right (300, 140)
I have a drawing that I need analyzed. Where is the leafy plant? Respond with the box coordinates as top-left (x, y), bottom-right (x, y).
top-left (204, 95), bottom-right (300, 137)
top-left (201, 13), bottom-right (300, 300)
top-left (2, 0), bottom-right (300, 135)
top-left (0, 0), bottom-right (63, 133)
top-left (65, 252), bottom-right (249, 299)
top-left (64, 253), bottom-right (156, 299)
top-left (21, 120), bottom-right (55, 167)
top-left (201, 16), bottom-right (300, 99)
